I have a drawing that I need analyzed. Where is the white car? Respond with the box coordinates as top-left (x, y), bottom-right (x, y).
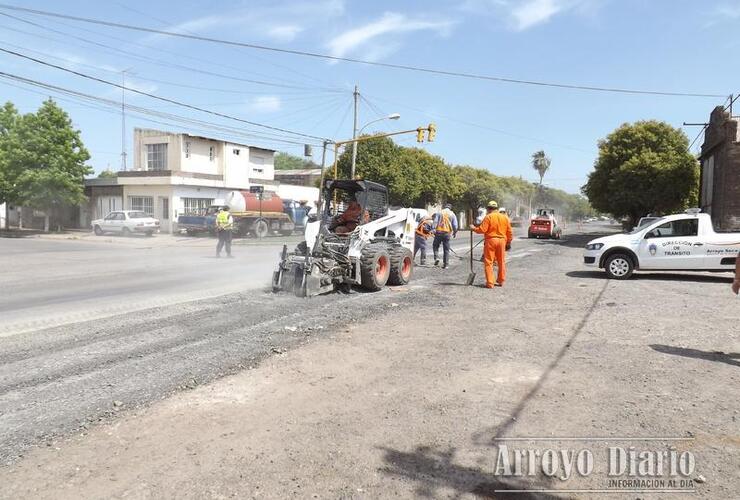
top-left (92, 210), bottom-right (160, 237)
top-left (583, 210), bottom-right (739, 279)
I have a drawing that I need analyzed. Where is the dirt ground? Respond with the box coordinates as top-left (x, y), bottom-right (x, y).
top-left (0, 230), bottom-right (738, 499)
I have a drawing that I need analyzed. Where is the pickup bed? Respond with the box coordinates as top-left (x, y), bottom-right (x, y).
top-left (583, 211), bottom-right (739, 279)
top-left (177, 213), bottom-right (216, 234)
top-left (177, 205), bottom-right (294, 237)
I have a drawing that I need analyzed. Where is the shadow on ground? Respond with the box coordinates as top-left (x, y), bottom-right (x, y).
top-left (378, 445), bottom-right (564, 499)
top-left (379, 281), bottom-right (610, 498)
top-left (650, 344), bottom-right (740, 368)
top-left (566, 270), bottom-right (732, 284)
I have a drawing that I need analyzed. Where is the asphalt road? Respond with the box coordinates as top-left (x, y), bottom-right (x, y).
top-left (1, 222), bottom-right (736, 498)
top-left (0, 234), bottom-right (304, 336)
top-left (0, 226), bottom-right (539, 464)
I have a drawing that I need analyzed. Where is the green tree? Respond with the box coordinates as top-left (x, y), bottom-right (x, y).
top-left (5, 99), bottom-right (91, 231)
top-left (449, 165), bottom-right (504, 211)
top-left (274, 151), bottom-right (318, 170)
top-left (97, 169), bottom-right (117, 178)
top-left (582, 120), bottom-right (698, 227)
top-left (531, 150), bottom-right (551, 186)
top-left (0, 102), bottom-right (20, 210)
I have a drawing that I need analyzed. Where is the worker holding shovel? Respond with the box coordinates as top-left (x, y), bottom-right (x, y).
top-left (470, 200), bottom-right (512, 288)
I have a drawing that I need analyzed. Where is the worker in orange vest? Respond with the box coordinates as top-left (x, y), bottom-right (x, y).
top-left (470, 200), bottom-right (513, 288)
top-left (414, 214), bottom-right (434, 265)
top-left (432, 203), bottom-right (458, 269)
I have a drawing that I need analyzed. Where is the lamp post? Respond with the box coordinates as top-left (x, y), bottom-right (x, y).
top-left (350, 113), bottom-right (400, 179)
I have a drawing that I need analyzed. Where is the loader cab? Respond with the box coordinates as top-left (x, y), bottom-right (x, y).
top-left (321, 179), bottom-right (389, 234)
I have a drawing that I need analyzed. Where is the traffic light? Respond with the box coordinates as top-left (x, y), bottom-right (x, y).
top-left (427, 123), bottom-right (436, 142)
top-left (416, 127), bottom-right (425, 143)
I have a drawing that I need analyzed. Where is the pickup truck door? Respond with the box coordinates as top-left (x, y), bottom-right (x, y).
top-left (638, 217), bottom-right (705, 269)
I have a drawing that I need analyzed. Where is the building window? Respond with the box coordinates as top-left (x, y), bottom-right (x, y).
top-left (209, 146), bottom-right (215, 162)
top-left (233, 148), bottom-right (240, 155)
top-left (250, 152), bottom-right (266, 165)
top-left (253, 168), bottom-right (264, 174)
top-left (146, 143), bottom-right (168, 170)
top-left (129, 196), bottom-right (154, 215)
top-left (185, 141), bottom-right (191, 159)
top-left (160, 197), bottom-right (169, 220)
top-left (182, 197), bottom-right (214, 214)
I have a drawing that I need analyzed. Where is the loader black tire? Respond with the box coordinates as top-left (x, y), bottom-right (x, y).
top-left (387, 246), bottom-right (413, 286)
top-left (360, 243), bottom-right (391, 291)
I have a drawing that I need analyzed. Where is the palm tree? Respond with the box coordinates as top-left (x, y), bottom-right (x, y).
top-left (531, 150), bottom-right (551, 186)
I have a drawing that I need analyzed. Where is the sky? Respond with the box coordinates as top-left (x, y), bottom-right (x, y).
top-left (0, 0), bottom-right (738, 193)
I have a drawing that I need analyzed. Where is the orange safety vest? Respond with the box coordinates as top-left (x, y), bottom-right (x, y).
top-left (436, 212), bottom-right (452, 233)
top-left (416, 217), bottom-right (433, 237)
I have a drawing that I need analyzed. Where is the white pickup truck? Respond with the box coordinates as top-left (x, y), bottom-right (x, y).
top-left (583, 210), bottom-right (739, 279)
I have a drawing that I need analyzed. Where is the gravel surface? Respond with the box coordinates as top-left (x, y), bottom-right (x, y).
top-left (1, 225), bottom-right (737, 499)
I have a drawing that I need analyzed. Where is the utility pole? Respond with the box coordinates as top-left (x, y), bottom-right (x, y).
top-left (350, 84), bottom-right (359, 179)
top-left (120, 69), bottom-right (128, 171)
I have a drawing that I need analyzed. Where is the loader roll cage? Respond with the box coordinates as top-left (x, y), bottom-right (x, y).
top-left (320, 179), bottom-right (389, 232)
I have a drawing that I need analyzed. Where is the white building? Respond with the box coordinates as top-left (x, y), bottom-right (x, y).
top-left (83, 128), bottom-right (278, 233)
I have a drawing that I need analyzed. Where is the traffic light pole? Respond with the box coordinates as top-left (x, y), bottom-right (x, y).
top-left (331, 124), bottom-right (437, 180)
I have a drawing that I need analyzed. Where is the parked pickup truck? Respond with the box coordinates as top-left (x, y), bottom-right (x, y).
top-left (177, 206), bottom-right (219, 235)
top-left (583, 209), bottom-right (740, 279)
top-left (177, 190), bottom-right (295, 237)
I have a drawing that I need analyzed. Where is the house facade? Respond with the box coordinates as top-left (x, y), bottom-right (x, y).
top-left (82, 128), bottom-right (277, 233)
top-left (699, 106), bottom-right (740, 233)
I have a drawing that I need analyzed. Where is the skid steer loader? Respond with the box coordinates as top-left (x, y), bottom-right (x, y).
top-left (272, 178), bottom-right (427, 297)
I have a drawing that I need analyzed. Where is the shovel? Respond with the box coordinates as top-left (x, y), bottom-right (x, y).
top-left (465, 210), bottom-right (476, 286)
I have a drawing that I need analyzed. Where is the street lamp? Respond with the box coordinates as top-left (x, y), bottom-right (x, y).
top-left (350, 113), bottom-right (401, 178)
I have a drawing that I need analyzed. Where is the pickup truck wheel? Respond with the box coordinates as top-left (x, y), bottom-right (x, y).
top-left (360, 243), bottom-right (391, 291)
top-left (253, 219), bottom-right (269, 238)
top-left (93, 225), bottom-right (103, 236)
top-left (605, 253), bottom-right (634, 279)
top-left (528, 230), bottom-right (534, 239)
top-left (387, 246), bottom-right (413, 286)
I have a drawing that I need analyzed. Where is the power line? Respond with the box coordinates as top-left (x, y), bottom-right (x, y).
top-left (111, 1), bottom-right (340, 91)
top-left (0, 73), bottom-right (326, 149)
top-left (687, 93), bottom-right (740, 151)
top-left (0, 32), bottom-right (341, 98)
top-left (365, 92), bottom-right (593, 154)
top-left (0, 3), bottom-right (726, 98)
top-left (0, 11), bottom-right (343, 93)
top-left (0, 47), bottom-right (328, 142)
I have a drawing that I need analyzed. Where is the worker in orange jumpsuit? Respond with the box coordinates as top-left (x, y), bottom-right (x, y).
top-left (470, 200), bottom-right (513, 288)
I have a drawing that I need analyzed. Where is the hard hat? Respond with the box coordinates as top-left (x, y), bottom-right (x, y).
top-left (487, 200), bottom-right (498, 209)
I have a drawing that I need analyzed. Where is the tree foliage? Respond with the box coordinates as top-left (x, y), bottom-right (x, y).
top-left (274, 151), bottom-right (318, 170)
top-left (0, 99), bottom-right (92, 230)
top-left (0, 101), bottom-right (19, 204)
top-left (334, 136), bottom-right (463, 206)
top-left (531, 150), bottom-right (551, 185)
top-left (97, 169), bottom-right (117, 178)
top-left (582, 120), bottom-right (699, 225)
top-left (327, 134), bottom-right (591, 219)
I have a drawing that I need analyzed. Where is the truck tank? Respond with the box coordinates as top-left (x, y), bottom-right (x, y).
top-left (224, 190), bottom-right (284, 213)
